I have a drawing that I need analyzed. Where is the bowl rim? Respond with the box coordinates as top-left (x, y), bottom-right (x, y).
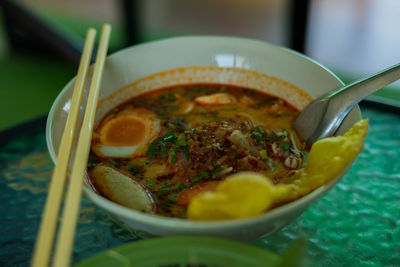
top-left (46, 35), bottom-right (359, 230)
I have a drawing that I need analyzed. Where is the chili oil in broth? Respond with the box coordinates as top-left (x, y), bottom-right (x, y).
top-left (88, 84), bottom-right (309, 218)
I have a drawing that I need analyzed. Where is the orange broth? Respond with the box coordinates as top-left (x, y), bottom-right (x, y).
top-left (88, 84), bottom-right (309, 218)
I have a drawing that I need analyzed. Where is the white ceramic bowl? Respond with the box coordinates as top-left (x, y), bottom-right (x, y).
top-left (46, 36), bottom-right (361, 242)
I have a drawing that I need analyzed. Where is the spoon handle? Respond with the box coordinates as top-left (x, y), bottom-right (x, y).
top-left (295, 61), bottom-right (400, 146)
top-left (327, 61), bottom-right (400, 104)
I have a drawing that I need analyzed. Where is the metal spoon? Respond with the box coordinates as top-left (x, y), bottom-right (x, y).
top-left (293, 62), bottom-right (400, 146)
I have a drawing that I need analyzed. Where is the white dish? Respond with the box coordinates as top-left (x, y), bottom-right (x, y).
top-left (46, 36), bottom-right (360, 242)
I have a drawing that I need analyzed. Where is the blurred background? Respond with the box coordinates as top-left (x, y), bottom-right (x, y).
top-left (1, 0), bottom-right (400, 131)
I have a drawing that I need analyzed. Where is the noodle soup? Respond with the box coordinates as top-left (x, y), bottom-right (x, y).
top-left (88, 84), bottom-right (309, 218)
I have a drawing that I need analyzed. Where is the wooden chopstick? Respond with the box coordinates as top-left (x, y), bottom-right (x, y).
top-left (31, 28), bottom-right (97, 267)
top-left (52, 24), bottom-right (111, 267)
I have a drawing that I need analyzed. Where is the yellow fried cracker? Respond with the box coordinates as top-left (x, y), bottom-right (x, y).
top-left (187, 119), bottom-right (369, 221)
top-left (187, 172), bottom-right (290, 221)
top-left (292, 118), bottom-right (369, 197)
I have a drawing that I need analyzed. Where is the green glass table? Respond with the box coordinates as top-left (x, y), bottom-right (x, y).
top-left (1, 106), bottom-right (399, 267)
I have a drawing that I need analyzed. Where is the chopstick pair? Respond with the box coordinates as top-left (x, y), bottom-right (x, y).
top-left (31, 24), bottom-right (111, 267)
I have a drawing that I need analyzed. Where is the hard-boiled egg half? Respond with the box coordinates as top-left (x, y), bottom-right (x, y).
top-left (92, 108), bottom-right (161, 158)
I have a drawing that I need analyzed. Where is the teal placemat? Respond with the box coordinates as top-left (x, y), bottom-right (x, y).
top-left (0, 106), bottom-right (399, 266)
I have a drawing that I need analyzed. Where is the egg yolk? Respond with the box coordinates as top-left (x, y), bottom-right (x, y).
top-left (100, 115), bottom-right (149, 146)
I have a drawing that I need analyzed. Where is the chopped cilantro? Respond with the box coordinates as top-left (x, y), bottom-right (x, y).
top-left (165, 197), bottom-right (177, 204)
top-left (167, 93), bottom-right (177, 101)
top-left (147, 131), bottom-right (190, 163)
top-left (157, 105), bottom-right (179, 116)
top-left (251, 126), bottom-right (265, 145)
top-left (176, 134), bottom-right (187, 146)
top-left (192, 85), bottom-right (205, 93)
top-left (184, 149), bottom-right (190, 161)
top-left (163, 180), bottom-right (176, 187)
top-left (269, 131), bottom-right (284, 142)
top-left (281, 142), bottom-right (291, 151)
top-left (169, 149), bottom-right (176, 164)
top-left (175, 87), bottom-right (185, 94)
top-left (279, 112), bottom-right (292, 117)
top-left (260, 149), bottom-right (268, 160)
top-left (162, 198), bottom-right (177, 210)
top-left (158, 92), bottom-right (176, 102)
top-left (147, 137), bottom-right (162, 156)
top-left (169, 117), bottom-right (187, 131)
top-left (107, 159), bottom-right (119, 167)
top-left (163, 133), bottom-right (178, 143)
top-left (197, 107), bottom-right (205, 113)
top-left (87, 154), bottom-right (99, 168)
top-left (191, 171), bottom-right (208, 182)
top-left (146, 179), bottom-right (155, 187)
top-left (252, 131), bottom-right (264, 138)
top-left (211, 165), bottom-right (222, 178)
top-left (256, 126), bottom-right (265, 134)
top-left (251, 126), bottom-right (265, 140)
top-left (177, 183), bottom-right (189, 190)
top-left (128, 165), bottom-right (141, 176)
top-left (153, 195), bottom-right (160, 205)
top-left (152, 188), bottom-right (174, 195)
top-left (252, 103), bottom-right (263, 109)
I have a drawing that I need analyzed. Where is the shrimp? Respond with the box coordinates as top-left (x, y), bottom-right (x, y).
top-left (195, 93), bottom-right (236, 106)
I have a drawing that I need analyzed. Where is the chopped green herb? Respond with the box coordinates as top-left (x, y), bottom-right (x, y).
top-left (252, 103), bottom-right (263, 109)
top-left (191, 171), bottom-right (208, 182)
top-left (165, 197), bottom-right (177, 205)
top-left (147, 131), bottom-right (190, 163)
top-left (269, 131), bottom-right (283, 142)
top-left (177, 134), bottom-right (187, 146)
top-left (251, 131), bottom-right (264, 138)
top-left (159, 92), bottom-right (176, 102)
top-left (157, 105), bottom-right (179, 116)
top-left (152, 188), bottom-right (174, 195)
top-left (175, 87), bottom-right (185, 94)
top-left (162, 198), bottom-right (177, 210)
top-left (169, 149), bottom-right (176, 164)
top-left (153, 195), bottom-right (160, 205)
top-left (177, 183), bottom-right (190, 190)
top-left (159, 141), bottom-right (169, 155)
top-left (197, 107), bottom-right (205, 113)
top-left (256, 126), bottom-right (265, 134)
top-left (279, 112), bottom-right (292, 117)
top-left (87, 155), bottom-right (99, 168)
top-left (146, 179), bottom-right (155, 187)
top-left (162, 180), bottom-right (176, 188)
top-left (168, 117), bottom-right (187, 131)
top-left (251, 126), bottom-right (265, 141)
top-left (184, 149), bottom-right (190, 161)
top-left (281, 142), bottom-right (291, 151)
top-left (211, 165), bottom-right (222, 178)
top-left (147, 138), bottom-right (161, 156)
top-left (163, 133), bottom-right (178, 143)
top-left (128, 165), bottom-right (141, 176)
top-left (260, 149), bottom-right (268, 160)
top-left (192, 85), bottom-right (205, 93)
top-left (107, 159), bottom-right (118, 167)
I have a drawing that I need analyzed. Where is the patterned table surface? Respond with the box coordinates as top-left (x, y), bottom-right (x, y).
top-left (1, 106), bottom-right (399, 267)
